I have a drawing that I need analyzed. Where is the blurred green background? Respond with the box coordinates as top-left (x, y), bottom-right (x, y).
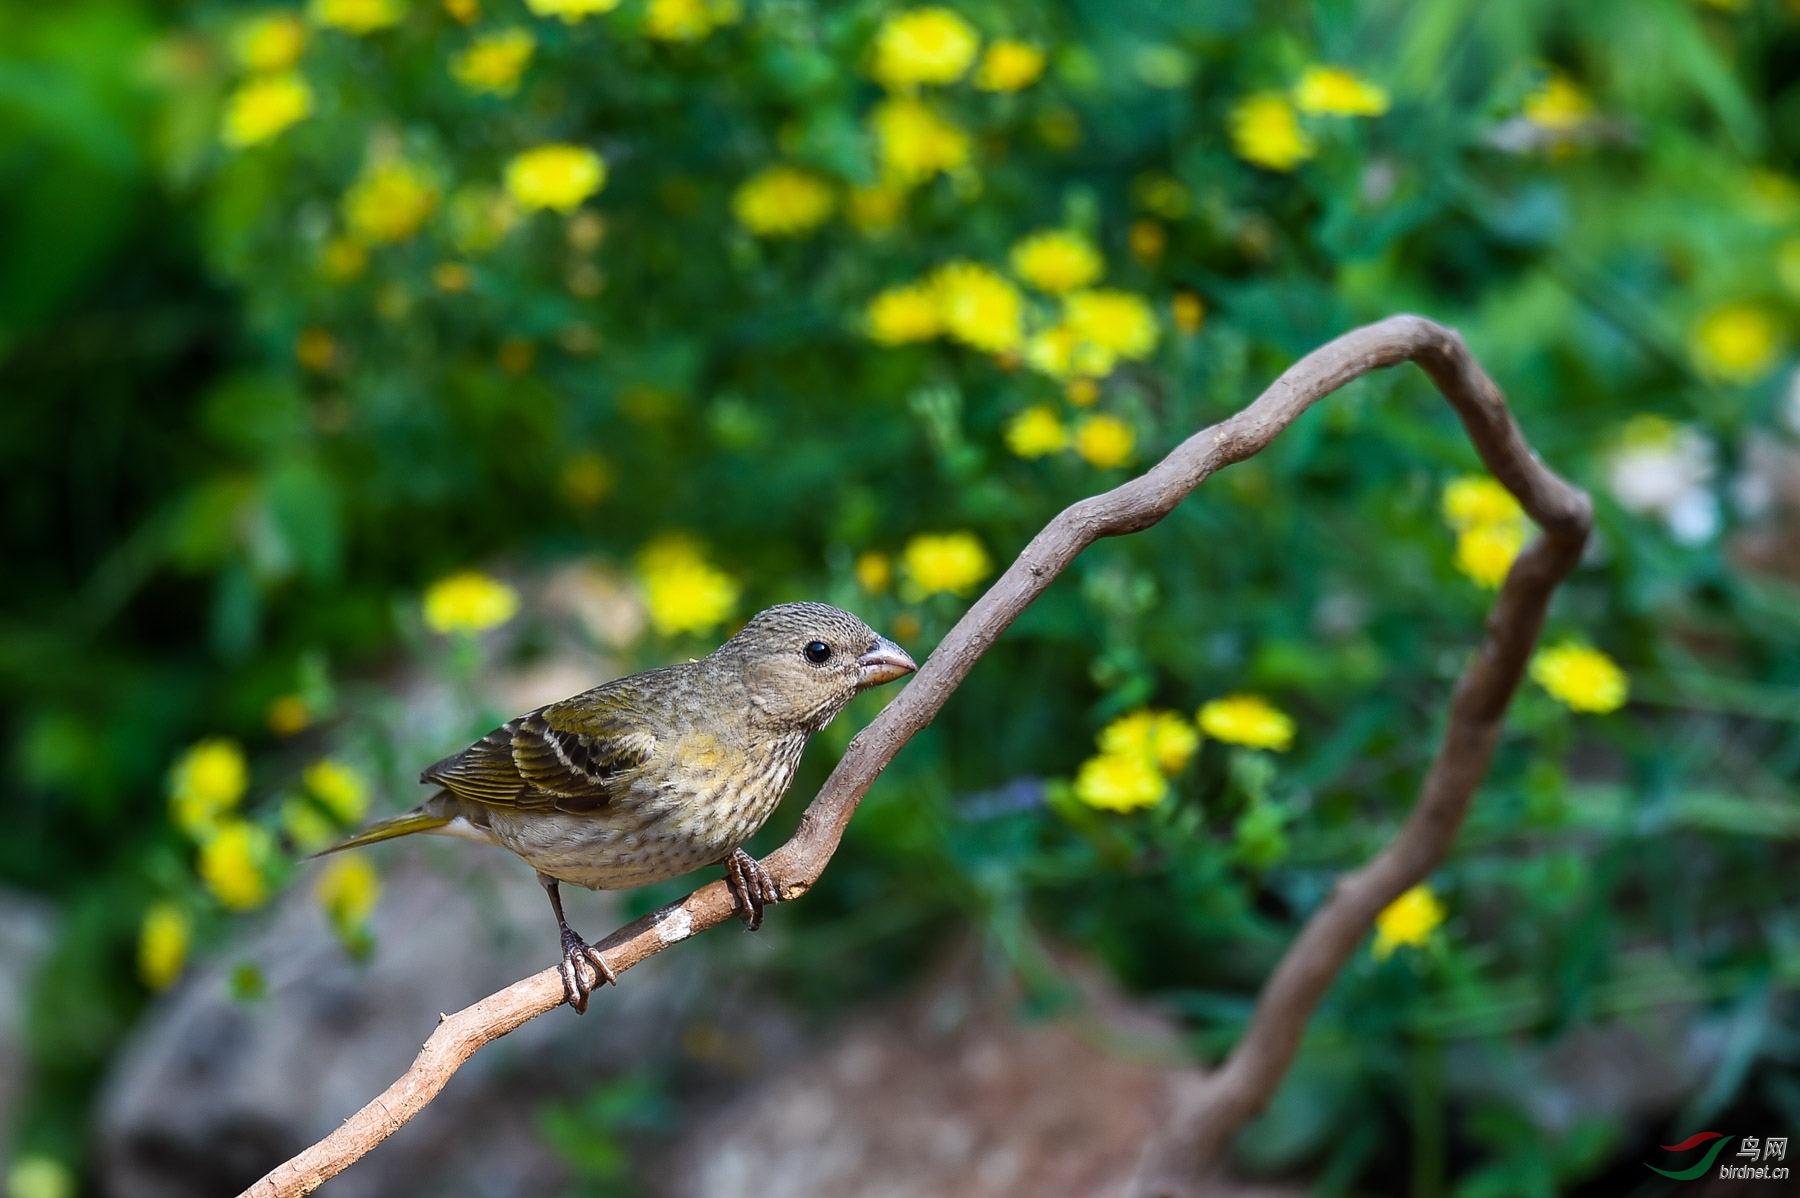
top-left (5, 0), bottom-right (1800, 1194)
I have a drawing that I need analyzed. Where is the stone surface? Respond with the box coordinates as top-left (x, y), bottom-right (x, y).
top-left (663, 944), bottom-right (1301, 1198)
top-left (94, 847), bottom-right (701, 1198)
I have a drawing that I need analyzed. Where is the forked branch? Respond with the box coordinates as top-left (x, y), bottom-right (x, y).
top-left (241, 315), bottom-right (1590, 1198)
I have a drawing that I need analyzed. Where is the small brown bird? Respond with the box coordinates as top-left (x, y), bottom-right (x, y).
top-left (320, 602), bottom-right (916, 1011)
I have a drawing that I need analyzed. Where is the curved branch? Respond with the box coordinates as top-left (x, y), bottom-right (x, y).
top-left (241, 315), bottom-right (1588, 1198)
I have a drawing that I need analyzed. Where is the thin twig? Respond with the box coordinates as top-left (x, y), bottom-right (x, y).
top-left (240, 316), bottom-right (1588, 1198)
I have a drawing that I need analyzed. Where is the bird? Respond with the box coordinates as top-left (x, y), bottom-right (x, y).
top-left (317, 602), bottom-right (916, 1012)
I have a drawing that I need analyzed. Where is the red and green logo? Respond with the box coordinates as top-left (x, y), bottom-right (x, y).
top-left (1646, 1132), bottom-right (1734, 1180)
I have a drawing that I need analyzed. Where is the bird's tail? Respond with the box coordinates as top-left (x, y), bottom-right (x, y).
top-left (311, 795), bottom-right (455, 858)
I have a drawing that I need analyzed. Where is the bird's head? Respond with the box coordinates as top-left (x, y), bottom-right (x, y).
top-left (717, 602), bottom-right (917, 733)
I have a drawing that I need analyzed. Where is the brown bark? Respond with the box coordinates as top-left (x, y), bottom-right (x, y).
top-left (241, 315), bottom-right (1590, 1198)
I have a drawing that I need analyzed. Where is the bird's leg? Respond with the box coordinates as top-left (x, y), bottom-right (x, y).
top-left (539, 873), bottom-right (616, 1014)
top-left (722, 848), bottom-right (780, 931)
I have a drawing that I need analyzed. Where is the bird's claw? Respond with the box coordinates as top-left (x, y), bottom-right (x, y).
top-left (557, 927), bottom-right (617, 1015)
top-left (724, 847), bottom-right (780, 931)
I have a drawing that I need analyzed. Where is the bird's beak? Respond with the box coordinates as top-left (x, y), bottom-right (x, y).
top-left (856, 636), bottom-right (917, 688)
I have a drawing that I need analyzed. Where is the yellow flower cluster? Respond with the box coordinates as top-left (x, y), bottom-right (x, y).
top-left (1073, 413), bottom-right (1134, 468)
top-left (199, 821), bottom-right (274, 910)
top-left (344, 159), bottom-right (439, 243)
top-left (1073, 708), bottom-right (1198, 812)
top-left (1198, 694), bottom-right (1295, 751)
top-left (526, 0), bottom-right (620, 22)
top-left (169, 739), bottom-right (249, 838)
top-left (310, 0), bottom-right (405, 34)
top-left (1010, 229), bottom-right (1102, 294)
top-left (1523, 73), bottom-right (1591, 134)
top-left (317, 856), bottom-right (381, 937)
top-left (732, 166), bottom-right (836, 237)
top-left (870, 7), bottom-right (980, 90)
top-left (138, 902), bottom-right (191, 990)
top-left (451, 27), bottom-right (535, 95)
top-left (902, 531), bottom-right (990, 597)
top-left (934, 261), bottom-right (1024, 352)
top-left (638, 535), bottom-right (740, 635)
top-left (866, 282), bottom-right (942, 344)
top-left (1003, 408), bottom-right (1134, 468)
top-left (233, 12), bottom-right (306, 71)
top-left (855, 551), bottom-right (892, 593)
top-left (1372, 884), bottom-right (1444, 960)
top-left (1004, 406), bottom-right (1068, 458)
top-left (1530, 642), bottom-right (1629, 714)
top-left (220, 25), bottom-right (314, 149)
top-left (975, 41), bottom-right (1044, 91)
top-left (643, 0), bottom-right (740, 42)
top-left (505, 144), bottom-right (607, 212)
top-left (1442, 475), bottom-right (1531, 588)
top-left (304, 758), bottom-right (370, 823)
top-left (1690, 302), bottom-right (1780, 383)
top-left (423, 570), bottom-right (520, 634)
top-left (1228, 66), bottom-right (1386, 171)
top-left (870, 96), bottom-right (971, 186)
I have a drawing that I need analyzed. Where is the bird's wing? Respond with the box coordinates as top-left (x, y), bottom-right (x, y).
top-left (421, 686), bottom-right (659, 815)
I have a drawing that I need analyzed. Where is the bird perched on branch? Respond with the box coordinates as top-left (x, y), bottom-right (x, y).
top-left (319, 602), bottom-right (916, 1012)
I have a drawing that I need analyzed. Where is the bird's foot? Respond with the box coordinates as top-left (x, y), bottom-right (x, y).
top-left (723, 848), bottom-right (780, 931)
top-left (557, 926), bottom-right (617, 1015)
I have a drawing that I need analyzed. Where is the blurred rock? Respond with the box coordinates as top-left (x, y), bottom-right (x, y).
top-left (94, 847), bottom-right (711, 1198)
top-left (663, 943), bottom-right (1300, 1198)
top-left (0, 891), bottom-right (56, 1170)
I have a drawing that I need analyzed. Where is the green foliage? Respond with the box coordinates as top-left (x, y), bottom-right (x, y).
top-left (5, 0), bottom-right (1800, 1192)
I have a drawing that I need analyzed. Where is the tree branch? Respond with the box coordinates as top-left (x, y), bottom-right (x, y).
top-left (240, 315), bottom-right (1589, 1198)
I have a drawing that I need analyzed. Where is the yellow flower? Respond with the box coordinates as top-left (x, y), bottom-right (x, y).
top-left (902, 531), bottom-right (991, 597)
top-left (504, 144), bottom-right (606, 212)
top-left (1065, 377), bottom-right (1099, 406)
top-left (1690, 302), bottom-right (1781, 383)
top-left (444, 0), bottom-right (478, 22)
top-left (869, 96), bottom-right (971, 184)
top-left (138, 902), bottom-right (191, 991)
top-left (220, 72), bottom-right (314, 148)
top-left (321, 236), bottom-right (367, 279)
top-left (233, 12), bottom-right (307, 71)
top-left (1098, 709), bottom-right (1199, 775)
top-left (1024, 323), bottom-right (1115, 380)
top-left (1372, 884), bottom-right (1445, 960)
top-left (317, 856), bottom-right (381, 935)
top-left (848, 184), bottom-right (906, 232)
top-left (1530, 642), bottom-right (1629, 714)
top-left (1293, 66), bottom-right (1390, 117)
top-left (310, 0), bottom-right (405, 34)
top-left (637, 536), bottom-right (740, 636)
top-left (855, 551), bottom-right (892, 593)
top-left (1172, 291), bottom-right (1204, 335)
top-left (423, 570), bottom-right (520, 634)
top-left (343, 159), bottom-right (438, 243)
top-left (1228, 92), bottom-right (1315, 171)
top-left (869, 7), bottom-right (980, 91)
top-left (1523, 73), bottom-right (1591, 133)
top-left (450, 27), bottom-right (534, 94)
top-left (281, 797), bottom-right (337, 854)
top-left (1442, 476), bottom-right (1523, 530)
top-left (1198, 694), bottom-right (1295, 751)
top-left (266, 694), bottom-right (311, 736)
top-left (199, 821), bottom-right (272, 911)
top-left (930, 261), bottom-right (1023, 353)
top-left (304, 758), bottom-right (370, 823)
top-left (169, 739), bottom-right (249, 838)
top-left (447, 184), bottom-right (520, 254)
top-left (1074, 413), bottom-right (1134, 468)
top-left (974, 40), bottom-right (1044, 92)
top-left (643, 0), bottom-right (739, 42)
top-left (1009, 229), bottom-right (1103, 294)
top-left (525, 0), bottom-right (620, 21)
top-left (1455, 523), bottom-right (1528, 588)
top-left (866, 282), bottom-right (942, 344)
top-left (1004, 405), bottom-right (1069, 459)
top-left (1064, 290), bottom-right (1159, 359)
top-left (732, 166), bottom-right (836, 237)
top-left (1072, 751), bottom-right (1167, 811)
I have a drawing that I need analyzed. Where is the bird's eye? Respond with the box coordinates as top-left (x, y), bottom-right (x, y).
top-left (803, 641), bottom-right (832, 665)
